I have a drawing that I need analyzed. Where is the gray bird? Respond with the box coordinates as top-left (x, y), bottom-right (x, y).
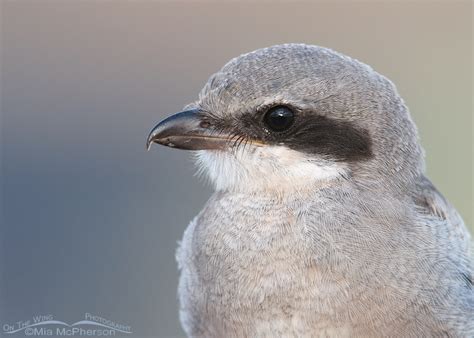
top-left (147, 44), bottom-right (473, 337)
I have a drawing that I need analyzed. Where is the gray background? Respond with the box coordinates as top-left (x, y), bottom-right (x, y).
top-left (1, 1), bottom-right (472, 337)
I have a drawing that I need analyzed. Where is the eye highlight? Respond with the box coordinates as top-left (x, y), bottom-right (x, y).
top-left (263, 106), bottom-right (295, 132)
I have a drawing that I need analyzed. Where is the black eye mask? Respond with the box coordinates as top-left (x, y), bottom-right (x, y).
top-left (209, 106), bottom-right (373, 162)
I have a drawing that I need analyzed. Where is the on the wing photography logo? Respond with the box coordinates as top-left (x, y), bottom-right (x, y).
top-left (2, 313), bottom-right (132, 336)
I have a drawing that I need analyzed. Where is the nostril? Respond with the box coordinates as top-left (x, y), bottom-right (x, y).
top-left (199, 121), bottom-right (211, 128)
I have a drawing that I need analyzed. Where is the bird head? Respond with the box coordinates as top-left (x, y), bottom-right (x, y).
top-left (147, 44), bottom-right (424, 194)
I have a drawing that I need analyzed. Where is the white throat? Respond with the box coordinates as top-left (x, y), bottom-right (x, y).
top-left (194, 145), bottom-right (348, 194)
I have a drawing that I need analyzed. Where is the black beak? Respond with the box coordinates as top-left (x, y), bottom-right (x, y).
top-left (146, 109), bottom-right (230, 151)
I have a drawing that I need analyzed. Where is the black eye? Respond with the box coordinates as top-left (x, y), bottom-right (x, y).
top-left (263, 106), bottom-right (295, 132)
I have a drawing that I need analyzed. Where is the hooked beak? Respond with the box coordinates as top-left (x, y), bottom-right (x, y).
top-left (146, 109), bottom-right (231, 151)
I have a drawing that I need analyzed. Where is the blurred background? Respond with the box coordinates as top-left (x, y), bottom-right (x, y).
top-left (1, 1), bottom-right (472, 337)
